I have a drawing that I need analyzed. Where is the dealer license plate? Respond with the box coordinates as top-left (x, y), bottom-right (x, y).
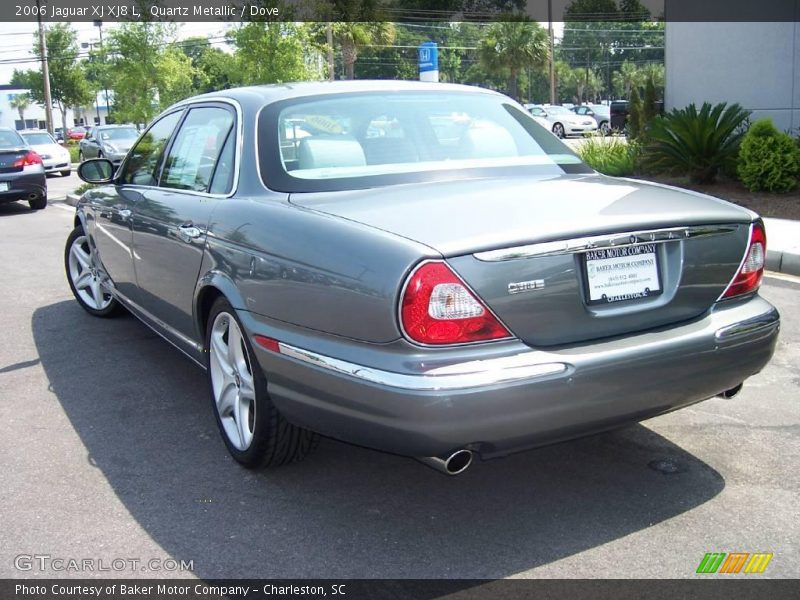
top-left (583, 243), bottom-right (662, 304)
top-left (0, 182), bottom-right (9, 192)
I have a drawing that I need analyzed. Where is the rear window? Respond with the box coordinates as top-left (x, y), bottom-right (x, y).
top-left (21, 132), bottom-right (55, 145)
top-left (258, 91), bottom-right (589, 193)
top-left (99, 127), bottom-right (138, 141)
top-left (0, 129), bottom-right (25, 148)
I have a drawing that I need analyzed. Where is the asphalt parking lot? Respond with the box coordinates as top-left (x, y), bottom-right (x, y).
top-left (0, 197), bottom-right (798, 579)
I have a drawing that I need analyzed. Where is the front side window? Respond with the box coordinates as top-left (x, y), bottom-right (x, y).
top-left (259, 92), bottom-right (587, 192)
top-left (160, 106), bottom-right (235, 193)
top-left (120, 111), bottom-right (182, 186)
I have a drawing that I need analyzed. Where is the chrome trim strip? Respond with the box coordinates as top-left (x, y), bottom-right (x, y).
top-left (276, 342), bottom-right (567, 391)
top-left (473, 224), bottom-right (739, 262)
top-left (715, 309), bottom-right (780, 342)
top-left (114, 289), bottom-right (205, 359)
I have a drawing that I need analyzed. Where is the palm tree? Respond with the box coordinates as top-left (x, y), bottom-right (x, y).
top-left (332, 22), bottom-right (395, 80)
top-left (478, 18), bottom-right (549, 102)
top-left (10, 93), bottom-right (31, 127)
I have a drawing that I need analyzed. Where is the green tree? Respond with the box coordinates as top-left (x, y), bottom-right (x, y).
top-left (230, 23), bottom-right (319, 85)
top-left (9, 93), bottom-right (31, 125)
top-left (331, 22), bottom-right (396, 80)
top-left (178, 36), bottom-right (237, 93)
top-left (641, 76), bottom-right (658, 135)
top-left (11, 24), bottom-right (93, 133)
top-left (478, 17), bottom-right (549, 101)
top-left (628, 86), bottom-right (642, 139)
top-left (105, 22), bottom-right (195, 124)
top-left (611, 60), bottom-right (644, 99)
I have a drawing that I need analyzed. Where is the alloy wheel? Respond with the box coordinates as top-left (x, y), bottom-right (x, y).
top-left (209, 312), bottom-right (256, 451)
top-left (67, 234), bottom-right (113, 311)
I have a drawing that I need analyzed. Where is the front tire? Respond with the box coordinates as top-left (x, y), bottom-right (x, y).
top-left (64, 226), bottom-right (122, 317)
top-left (206, 297), bottom-right (318, 468)
top-left (552, 122), bottom-right (565, 138)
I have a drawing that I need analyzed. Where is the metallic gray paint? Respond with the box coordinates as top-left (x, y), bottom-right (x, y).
top-left (73, 82), bottom-right (781, 462)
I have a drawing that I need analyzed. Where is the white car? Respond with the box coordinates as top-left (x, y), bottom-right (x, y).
top-left (572, 104), bottom-right (611, 135)
top-left (528, 105), bottom-right (598, 138)
top-left (523, 104), bottom-right (555, 132)
top-left (19, 130), bottom-right (71, 177)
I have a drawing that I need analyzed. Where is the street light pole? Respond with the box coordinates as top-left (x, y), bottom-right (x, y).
top-left (94, 20), bottom-right (111, 124)
top-left (548, 0), bottom-right (555, 105)
top-left (36, 0), bottom-right (54, 135)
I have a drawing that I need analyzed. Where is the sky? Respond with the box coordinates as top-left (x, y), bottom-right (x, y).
top-left (0, 21), bottom-right (229, 85)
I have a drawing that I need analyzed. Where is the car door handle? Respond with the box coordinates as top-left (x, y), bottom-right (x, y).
top-left (177, 224), bottom-right (202, 243)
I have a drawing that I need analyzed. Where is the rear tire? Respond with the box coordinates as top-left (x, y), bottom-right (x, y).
top-left (206, 297), bottom-right (318, 468)
top-left (29, 195), bottom-right (47, 210)
top-left (78, 150), bottom-right (84, 162)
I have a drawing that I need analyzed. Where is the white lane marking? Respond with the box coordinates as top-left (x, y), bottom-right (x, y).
top-left (765, 272), bottom-right (800, 285)
top-left (50, 203), bottom-right (76, 213)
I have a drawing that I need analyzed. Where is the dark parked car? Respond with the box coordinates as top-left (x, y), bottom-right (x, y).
top-left (67, 82), bottom-right (779, 475)
top-left (79, 124), bottom-right (140, 165)
top-left (0, 127), bottom-right (47, 210)
top-left (610, 100), bottom-right (630, 131)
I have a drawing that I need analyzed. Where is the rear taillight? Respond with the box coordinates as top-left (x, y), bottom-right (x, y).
top-left (13, 151), bottom-right (43, 167)
top-left (720, 221), bottom-right (766, 300)
top-left (400, 261), bottom-right (512, 345)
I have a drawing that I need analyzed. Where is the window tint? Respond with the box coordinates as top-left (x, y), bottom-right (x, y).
top-left (0, 129), bottom-right (25, 148)
top-left (160, 107), bottom-right (234, 193)
top-left (209, 129), bottom-right (235, 194)
top-left (120, 111), bottom-right (182, 186)
top-left (21, 132), bottom-right (55, 145)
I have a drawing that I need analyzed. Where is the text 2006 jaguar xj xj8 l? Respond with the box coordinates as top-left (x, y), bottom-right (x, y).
top-left (66, 81), bottom-right (779, 475)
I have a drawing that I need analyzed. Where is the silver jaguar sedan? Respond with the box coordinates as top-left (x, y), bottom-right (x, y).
top-left (67, 81), bottom-right (779, 475)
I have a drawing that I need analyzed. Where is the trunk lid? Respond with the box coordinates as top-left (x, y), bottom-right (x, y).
top-left (0, 147), bottom-right (28, 173)
top-left (291, 174), bottom-right (754, 346)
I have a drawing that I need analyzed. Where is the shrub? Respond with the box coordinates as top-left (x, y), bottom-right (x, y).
top-left (578, 136), bottom-right (638, 177)
top-left (737, 118), bottom-right (800, 192)
top-left (73, 182), bottom-right (98, 196)
top-left (641, 78), bottom-right (658, 137)
top-left (642, 102), bottom-right (750, 184)
top-left (628, 87), bottom-right (642, 140)
top-left (67, 144), bottom-right (80, 163)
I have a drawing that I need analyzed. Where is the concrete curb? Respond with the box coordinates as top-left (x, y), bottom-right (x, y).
top-left (767, 250), bottom-right (800, 277)
top-left (65, 193), bottom-right (80, 207)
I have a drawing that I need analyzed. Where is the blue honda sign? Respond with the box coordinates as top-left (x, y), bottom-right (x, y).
top-left (419, 42), bottom-right (439, 82)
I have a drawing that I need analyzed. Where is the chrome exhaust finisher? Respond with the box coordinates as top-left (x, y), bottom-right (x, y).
top-left (718, 383), bottom-right (744, 399)
top-left (417, 449), bottom-right (473, 475)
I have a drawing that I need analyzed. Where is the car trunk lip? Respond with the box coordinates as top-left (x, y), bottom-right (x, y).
top-left (473, 224), bottom-right (740, 262)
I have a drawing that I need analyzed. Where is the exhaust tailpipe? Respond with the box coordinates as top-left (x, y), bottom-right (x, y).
top-left (417, 449), bottom-right (473, 476)
top-left (718, 383), bottom-right (743, 399)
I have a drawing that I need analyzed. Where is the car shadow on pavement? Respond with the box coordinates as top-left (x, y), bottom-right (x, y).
top-left (33, 300), bottom-right (726, 579)
top-left (0, 202), bottom-right (36, 217)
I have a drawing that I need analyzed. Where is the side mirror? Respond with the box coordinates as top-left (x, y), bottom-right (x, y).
top-left (78, 158), bottom-right (115, 184)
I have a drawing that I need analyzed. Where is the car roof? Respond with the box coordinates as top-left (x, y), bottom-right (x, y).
top-left (170, 80), bottom-right (503, 111)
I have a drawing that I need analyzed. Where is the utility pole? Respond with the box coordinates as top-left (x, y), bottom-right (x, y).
top-left (36, 0), bottom-right (54, 135)
top-left (326, 23), bottom-right (334, 81)
top-left (548, 0), bottom-right (555, 104)
top-left (94, 20), bottom-right (111, 123)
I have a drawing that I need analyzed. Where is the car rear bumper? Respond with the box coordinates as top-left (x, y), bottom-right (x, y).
top-left (246, 295), bottom-right (779, 459)
top-left (0, 169), bottom-right (47, 204)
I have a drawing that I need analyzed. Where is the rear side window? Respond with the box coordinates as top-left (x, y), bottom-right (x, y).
top-left (0, 129), bottom-right (25, 148)
top-left (121, 111), bottom-right (182, 186)
top-left (160, 106), bottom-right (235, 193)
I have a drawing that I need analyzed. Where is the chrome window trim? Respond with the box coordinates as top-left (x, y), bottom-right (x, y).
top-left (117, 97), bottom-right (244, 199)
top-left (473, 224), bottom-right (740, 262)
top-left (276, 342), bottom-right (567, 391)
